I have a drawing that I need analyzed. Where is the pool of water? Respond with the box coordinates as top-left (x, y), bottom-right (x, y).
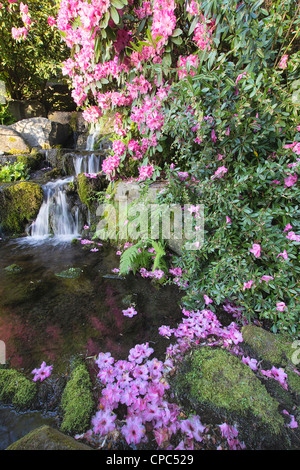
top-left (0, 237), bottom-right (182, 374)
top-left (0, 405), bottom-right (57, 450)
top-left (0, 236), bottom-right (183, 448)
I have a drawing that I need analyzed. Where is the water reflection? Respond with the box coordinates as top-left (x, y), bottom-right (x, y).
top-left (0, 238), bottom-right (182, 374)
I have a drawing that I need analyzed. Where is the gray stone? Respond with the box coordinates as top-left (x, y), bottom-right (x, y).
top-left (9, 117), bottom-right (72, 149)
top-left (6, 425), bottom-right (92, 450)
top-left (0, 125), bottom-right (30, 153)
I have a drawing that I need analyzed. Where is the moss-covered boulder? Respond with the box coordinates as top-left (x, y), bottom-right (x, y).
top-left (77, 172), bottom-right (106, 212)
top-left (16, 152), bottom-right (43, 172)
top-left (60, 362), bottom-right (94, 435)
top-left (0, 369), bottom-right (37, 409)
top-left (173, 346), bottom-right (285, 446)
top-left (242, 324), bottom-right (300, 396)
top-left (6, 425), bottom-right (92, 450)
top-left (0, 181), bottom-right (43, 235)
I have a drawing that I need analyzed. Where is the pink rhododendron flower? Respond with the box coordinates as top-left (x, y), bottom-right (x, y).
top-left (203, 294), bottom-right (213, 305)
top-left (82, 106), bottom-right (102, 123)
top-left (249, 243), bottom-right (261, 258)
top-left (284, 174), bottom-right (297, 187)
top-left (243, 280), bottom-right (254, 290)
top-left (31, 361), bottom-right (53, 382)
top-left (122, 306), bottom-right (138, 318)
top-left (286, 231), bottom-right (300, 242)
top-left (138, 164), bottom-right (155, 180)
top-left (277, 249), bottom-right (288, 260)
top-left (226, 216), bottom-right (231, 224)
top-left (242, 356), bottom-right (258, 371)
top-left (211, 166), bottom-right (228, 179)
top-left (261, 366), bottom-right (288, 390)
top-left (283, 223), bottom-right (293, 232)
top-left (47, 16), bottom-right (56, 26)
top-left (276, 302), bottom-right (286, 312)
top-left (260, 275), bottom-right (274, 283)
top-left (92, 409), bottom-right (116, 435)
top-left (11, 27), bottom-right (28, 41)
top-left (279, 55), bottom-right (288, 69)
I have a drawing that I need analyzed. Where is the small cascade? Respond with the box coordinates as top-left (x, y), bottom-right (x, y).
top-left (73, 122), bottom-right (103, 176)
top-left (73, 153), bottom-right (101, 176)
top-left (29, 177), bottom-right (80, 241)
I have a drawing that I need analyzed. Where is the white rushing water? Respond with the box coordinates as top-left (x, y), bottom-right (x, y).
top-left (26, 125), bottom-right (104, 243)
top-left (29, 177), bottom-right (79, 242)
top-left (73, 122), bottom-right (103, 176)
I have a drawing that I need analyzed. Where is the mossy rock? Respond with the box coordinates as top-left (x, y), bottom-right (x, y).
top-left (174, 347), bottom-right (284, 437)
top-left (16, 153), bottom-right (43, 172)
top-left (4, 263), bottom-right (23, 273)
top-left (60, 363), bottom-right (94, 435)
top-left (241, 324), bottom-right (292, 366)
top-left (0, 369), bottom-right (37, 409)
top-left (6, 425), bottom-right (92, 450)
top-left (0, 181), bottom-right (43, 235)
top-left (242, 324), bottom-right (300, 395)
top-left (55, 267), bottom-right (83, 279)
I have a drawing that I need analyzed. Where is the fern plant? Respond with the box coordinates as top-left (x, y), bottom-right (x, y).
top-left (119, 238), bottom-right (167, 276)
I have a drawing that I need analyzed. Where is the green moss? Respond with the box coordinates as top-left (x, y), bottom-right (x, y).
top-left (60, 363), bottom-right (94, 435)
top-left (55, 267), bottom-right (83, 279)
top-left (0, 369), bottom-right (37, 409)
top-left (16, 153), bottom-right (42, 171)
top-left (77, 173), bottom-right (94, 210)
top-left (241, 324), bottom-right (292, 366)
top-left (176, 347), bottom-right (284, 435)
top-left (0, 181), bottom-right (43, 235)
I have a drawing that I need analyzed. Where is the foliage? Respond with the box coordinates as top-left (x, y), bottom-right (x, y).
top-left (0, 161), bottom-right (28, 182)
top-left (0, 1), bottom-right (69, 100)
top-left (0, 103), bottom-right (16, 125)
top-left (119, 238), bottom-right (167, 275)
top-left (54, 0), bottom-right (299, 336)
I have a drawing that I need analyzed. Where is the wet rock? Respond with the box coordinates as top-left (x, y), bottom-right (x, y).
top-left (55, 267), bottom-right (83, 279)
top-left (6, 425), bottom-right (92, 450)
top-left (4, 264), bottom-right (23, 273)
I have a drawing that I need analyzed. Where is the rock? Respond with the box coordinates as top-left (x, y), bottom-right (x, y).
top-left (0, 126), bottom-right (30, 154)
top-left (241, 324), bottom-right (291, 366)
top-left (0, 369), bottom-right (37, 409)
top-left (6, 425), bottom-right (92, 450)
top-left (173, 346), bottom-right (286, 447)
top-left (9, 117), bottom-right (72, 149)
top-left (0, 181), bottom-right (43, 235)
top-left (55, 267), bottom-right (83, 279)
top-left (60, 363), bottom-right (94, 435)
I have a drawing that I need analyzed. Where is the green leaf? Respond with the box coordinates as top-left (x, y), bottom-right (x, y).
top-left (110, 6), bottom-right (120, 24)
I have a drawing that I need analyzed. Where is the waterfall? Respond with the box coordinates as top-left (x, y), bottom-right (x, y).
top-left (29, 177), bottom-right (79, 241)
top-left (73, 122), bottom-right (103, 176)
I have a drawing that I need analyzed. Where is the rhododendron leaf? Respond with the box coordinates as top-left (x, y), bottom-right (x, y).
top-left (110, 6), bottom-right (120, 25)
top-left (172, 28), bottom-right (183, 37)
top-left (111, 0), bottom-right (125, 9)
top-left (188, 16), bottom-right (198, 36)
